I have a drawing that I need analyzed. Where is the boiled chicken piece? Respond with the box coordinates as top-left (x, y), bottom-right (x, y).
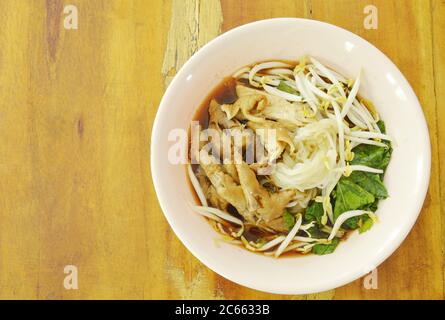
top-left (199, 151), bottom-right (255, 222)
top-left (223, 163), bottom-right (239, 184)
top-left (247, 120), bottom-right (295, 161)
top-left (235, 85), bottom-right (311, 126)
top-left (209, 99), bottom-right (239, 129)
top-left (196, 168), bottom-right (229, 210)
top-left (221, 94), bottom-right (268, 123)
top-left (235, 162), bottom-right (295, 223)
top-left (260, 217), bottom-right (287, 233)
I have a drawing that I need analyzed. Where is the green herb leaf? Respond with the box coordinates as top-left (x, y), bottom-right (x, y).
top-left (283, 210), bottom-right (295, 230)
top-left (359, 216), bottom-right (374, 234)
top-left (329, 120), bottom-right (391, 231)
top-left (334, 179), bottom-right (375, 218)
top-left (304, 201), bottom-right (324, 226)
top-left (306, 226), bottom-right (329, 239)
top-left (361, 200), bottom-right (378, 212)
top-left (312, 238), bottom-right (340, 255)
top-left (351, 144), bottom-right (392, 171)
top-left (350, 121), bottom-right (392, 171)
top-left (377, 120), bottom-right (386, 134)
top-left (334, 178), bottom-right (375, 229)
top-left (277, 81), bottom-right (298, 95)
top-left (346, 171), bottom-right (388, 199)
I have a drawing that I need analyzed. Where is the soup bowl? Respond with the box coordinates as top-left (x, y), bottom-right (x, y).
top-left (151, 18), bottom-right (430, 294)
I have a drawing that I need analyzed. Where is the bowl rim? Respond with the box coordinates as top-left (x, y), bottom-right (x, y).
top-left (151, 17), bottom-right (431, 294)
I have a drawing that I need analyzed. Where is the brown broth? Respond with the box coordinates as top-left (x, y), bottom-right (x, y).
top-left (186, 62), bottom-right (356, 258)
top-left (186, 77), bottom-right (239, 206)
top-left (193, 76), bottom-right (238, 126)
top-left (191, 58), bottom-right (300, 125)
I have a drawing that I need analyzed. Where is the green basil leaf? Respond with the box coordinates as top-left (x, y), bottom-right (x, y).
top-left (304, 201), bottom-right (324, 226)
top-left (347, 171), bottom-right (388, 199)
top-left (312, 238), bottom-right (340, 255)
top-left (283, 210), bottom-right (295, 230)
top-left (377, 120), bottom-right (386, 134)
top-left (359, 216), bottom-right (374, 234)
top-left (334, 179), bottom-right (375, 218)
top-left (305, 225), bottom-right (329, 239)
top-left (351, 144), bottom-right (392, 171)
top-left (334, 179), bottom-right (375, 229)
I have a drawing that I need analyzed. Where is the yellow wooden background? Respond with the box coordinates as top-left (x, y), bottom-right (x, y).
top-left (0, 0), bottom-right (443, 300)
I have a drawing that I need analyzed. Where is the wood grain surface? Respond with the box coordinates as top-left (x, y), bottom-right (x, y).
top-left (0, 0), bottom-right (443, 300)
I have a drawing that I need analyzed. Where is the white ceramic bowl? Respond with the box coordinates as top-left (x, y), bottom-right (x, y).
top-left (151, 18), bottom-right (430, 294)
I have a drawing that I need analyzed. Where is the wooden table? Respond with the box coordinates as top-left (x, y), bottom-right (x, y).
top-left (0, 0), bottom-right (443, 300)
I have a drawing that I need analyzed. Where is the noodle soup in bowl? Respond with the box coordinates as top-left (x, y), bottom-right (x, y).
top-left (151, 18), bottom-right (430, 294)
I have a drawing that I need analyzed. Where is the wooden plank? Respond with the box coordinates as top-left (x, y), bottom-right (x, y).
top-left (217, 0), bottom-right (334, 300)
top-left (221, 0), bottom-right (310, 30)
top-left (159, 0), bottom-right (322, 301)
top-left (431, 0), bottom-right (445, 300)
top-left (0, 0), bottom-right (172, 299)
top-left (159, 0), bottom-right (227, 300)
top-left (310, 0), bottom-right (444, 299)
top-left (0, 0), bottom-right (442, 299)
top-left (0, 0), bottom-right (41, 299)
